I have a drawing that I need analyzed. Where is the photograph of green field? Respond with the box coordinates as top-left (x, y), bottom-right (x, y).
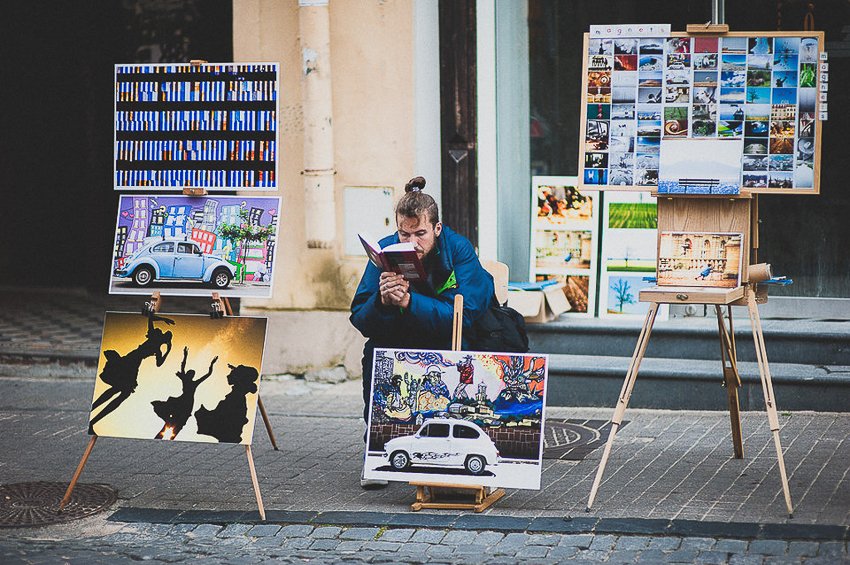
top-left (606, 259), bottom-right (656, 272)
top-left (607, 202), bottom-right (657, 229)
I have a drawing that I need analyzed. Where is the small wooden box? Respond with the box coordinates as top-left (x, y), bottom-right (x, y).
top-left (639, 285), bottom-right (745, 305)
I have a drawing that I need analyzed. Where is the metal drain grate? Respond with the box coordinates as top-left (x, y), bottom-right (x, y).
top-left (0, 482), bottom-right (116, 528)
top-left (543, 419), bottom-right (628, 460)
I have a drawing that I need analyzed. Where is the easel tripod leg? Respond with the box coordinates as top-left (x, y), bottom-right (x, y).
top-left (257, 396), bottom-right (278, 450)
top-left (58, 435), bottom-right (98, 513)
top-left (747, 293), bottom-right (793, 517)
top-left (715, 305), bottom-right (744, 459)
top-left (586, 302), bottom-right (659, 512)
top-left (246, 445), bottom-right (266, 521)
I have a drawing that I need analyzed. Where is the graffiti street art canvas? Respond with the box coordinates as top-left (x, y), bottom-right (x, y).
top-left (89, 312), bottom-right (267, 445)
top-left (109, 195), bottom-right (280, 298)
top-left (363, 349), bottom-right (549, 490)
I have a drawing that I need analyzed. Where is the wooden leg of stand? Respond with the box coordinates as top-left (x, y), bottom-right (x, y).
top-left (451, 294), bottom-right (463, 351)
top-left (257, 396), bottom-right (278, 450)
top-left (715, 305), bottom-right (744, 459)
top-left (58, 435), bottom-right (98, 513)
top-left (246, 445), bottom-right (266, 521)
top-left (586, 302), bottom-right (658, 512)
top-left (747, 292), bottom-right (793, 518)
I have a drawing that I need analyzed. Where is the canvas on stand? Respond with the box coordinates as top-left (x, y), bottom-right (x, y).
top-left (363, 349), bottom-right (549, 490)
top-left (109, 195), bottom-right (280, 298)
top-left (89, 312), bottom-right (267, 445)
top-left (657, 232), bottom-right (743, 288)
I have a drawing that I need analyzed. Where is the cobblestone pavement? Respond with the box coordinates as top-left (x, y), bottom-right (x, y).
top-left (2, 519), bottom-right (849, 564)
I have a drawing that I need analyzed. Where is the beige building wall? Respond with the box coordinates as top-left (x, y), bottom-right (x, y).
top-left (232, 0), bottom-right (417, 375)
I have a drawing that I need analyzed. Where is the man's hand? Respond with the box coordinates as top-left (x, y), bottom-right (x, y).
top-left (379, 272), bottom-right (411, 309)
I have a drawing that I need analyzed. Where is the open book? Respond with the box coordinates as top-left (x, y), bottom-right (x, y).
top-left (359, 232), bottom-right (427, 281)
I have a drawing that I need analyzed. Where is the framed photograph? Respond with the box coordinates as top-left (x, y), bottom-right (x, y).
top-left (114, 63), bottom-right (279, 190)
top-left (600, 191), bottom-right (666, 319)
top-left (109, 195), bottom-right (280, 298)
top-left (657, 232), bottom-right (744, 288)
top-left (89, 312), bottom-right (267, 444)
top-left (530, 176), bottom-right (598, 316)
top-left (579, 31), bottom-right (823, 194)
top-left (658, 138), bottom-right (743, 194)
top-left (363, 349), bottom-right (549, 490)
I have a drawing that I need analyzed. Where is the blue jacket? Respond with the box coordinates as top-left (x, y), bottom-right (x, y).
top-left (350, 225), bottom-right (495, 368)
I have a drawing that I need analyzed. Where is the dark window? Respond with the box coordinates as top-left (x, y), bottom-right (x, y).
top-left (153, 242), bottom-right (174, 253)
top-left (423, 423), bottom-right (450, 438)
top-left (453, 424), bottom-right (480, 439)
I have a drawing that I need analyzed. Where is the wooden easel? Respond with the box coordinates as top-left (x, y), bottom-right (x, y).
top-left (585, 195), bottom-right (794, 518)
top-left (408, 294), bottom-right (505, 512)
top-left (60, 291), bottom-right (277, 520)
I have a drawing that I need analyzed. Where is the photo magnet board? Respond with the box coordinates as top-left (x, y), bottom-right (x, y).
top-left (364, 348), bottom-right (549, 490)
top-left (89, 312), bottom-right (267, 445)
top-left (109, 195), bottom-right (280, 299)
top-left (579, 32), bottom-right (823, 194)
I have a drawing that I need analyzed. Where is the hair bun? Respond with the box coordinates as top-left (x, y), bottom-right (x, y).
top-left (405, 176), bottom-right (426, 193)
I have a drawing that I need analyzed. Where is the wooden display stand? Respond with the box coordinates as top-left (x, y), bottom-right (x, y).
top-left (585, 195), bottom-right (794, 518)
top-left (411, 481), bottom-right (505, 512)
top-left (408, 294), bottom-right (505, 512)
top-left (60, 292), bottom-right (277, 521)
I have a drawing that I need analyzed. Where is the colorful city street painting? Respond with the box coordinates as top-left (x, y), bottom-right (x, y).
top-left (363, 348), bottom-right (549, 490)
top-left (109, 195), bottom-right (280, 298)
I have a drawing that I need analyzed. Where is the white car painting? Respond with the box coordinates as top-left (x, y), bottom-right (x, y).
top-left (382, 418), bottom-right (499, 476)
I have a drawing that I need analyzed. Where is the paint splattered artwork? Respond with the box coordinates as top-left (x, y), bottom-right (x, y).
top-left (89, 312), bottom-right (267, 445)
top-left (363, 349), bottom-right (549, 490)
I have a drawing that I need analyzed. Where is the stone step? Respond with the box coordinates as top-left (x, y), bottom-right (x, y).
top-left (544, 353), bottom-right (850, 412)
top-left (528, 316), bottom-right (850, 366)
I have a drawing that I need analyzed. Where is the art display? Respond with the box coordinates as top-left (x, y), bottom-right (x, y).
top-left (114, 63), bottom-right (279, 190)
top-left (530, 176), bottom-right (598, 316)
top-left (600, 191), bottom-right (666, 318)
top-left (89, 312), bottom-right (267, 445)
top-left (580, 32), bottom-right (823, 193)
top-left (657, 232), bottom-right (743, 288)
top-left (109, 195), bottom-right (280, 298)
top-left (363, 348), bottom-right (549, 490)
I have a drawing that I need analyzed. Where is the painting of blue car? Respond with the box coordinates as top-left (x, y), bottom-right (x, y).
top-left (114, 239), bottom-right (236, 289)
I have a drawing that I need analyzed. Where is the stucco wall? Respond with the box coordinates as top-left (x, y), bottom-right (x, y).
top-left (233, 0), bottom-right (417, 375)
top-left (234, 0), bottom-right (416, 311)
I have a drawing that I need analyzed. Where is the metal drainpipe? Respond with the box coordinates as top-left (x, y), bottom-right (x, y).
top-left (299, 0), bottom-right (335, 249)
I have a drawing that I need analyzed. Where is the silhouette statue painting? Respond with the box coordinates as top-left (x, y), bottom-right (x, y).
top-left (89, 314), bottom-right (175, 434)
top-left (152, 346), bottom-right (218, 440)
top-left (194, 364), bottom-right (259, 443)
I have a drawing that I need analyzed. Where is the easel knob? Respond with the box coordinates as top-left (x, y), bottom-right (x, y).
top-left (143, 291), bottom-right (162, 316)
top-left (211, 292), bottom-right (231, 318)
top-left (183, 187), bottom-right (208, 196)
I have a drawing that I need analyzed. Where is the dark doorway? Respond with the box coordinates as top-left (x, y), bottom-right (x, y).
top-left (439, 0), bottom-right (478, 247)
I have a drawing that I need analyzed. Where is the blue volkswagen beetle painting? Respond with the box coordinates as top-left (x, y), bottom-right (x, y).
top-left (114, 239), bottom-right (236, 289)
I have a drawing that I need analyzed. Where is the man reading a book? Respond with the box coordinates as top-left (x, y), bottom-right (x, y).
top-left (350, 176), bottom-right (496, 440)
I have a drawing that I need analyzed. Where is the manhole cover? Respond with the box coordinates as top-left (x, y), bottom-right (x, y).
top-left (543, 419), bottom-right (628, 460)
top-left (0, 482), bottom-right (116, 528)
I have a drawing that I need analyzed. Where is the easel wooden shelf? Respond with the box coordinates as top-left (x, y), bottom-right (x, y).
top-left (411, 481), bottom-right (505, 513)
top-left (585, 195), bottom-right (794, 518)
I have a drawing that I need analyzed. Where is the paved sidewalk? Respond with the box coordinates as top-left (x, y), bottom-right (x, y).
top-left (0, 287), bottom-right (848, 563)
